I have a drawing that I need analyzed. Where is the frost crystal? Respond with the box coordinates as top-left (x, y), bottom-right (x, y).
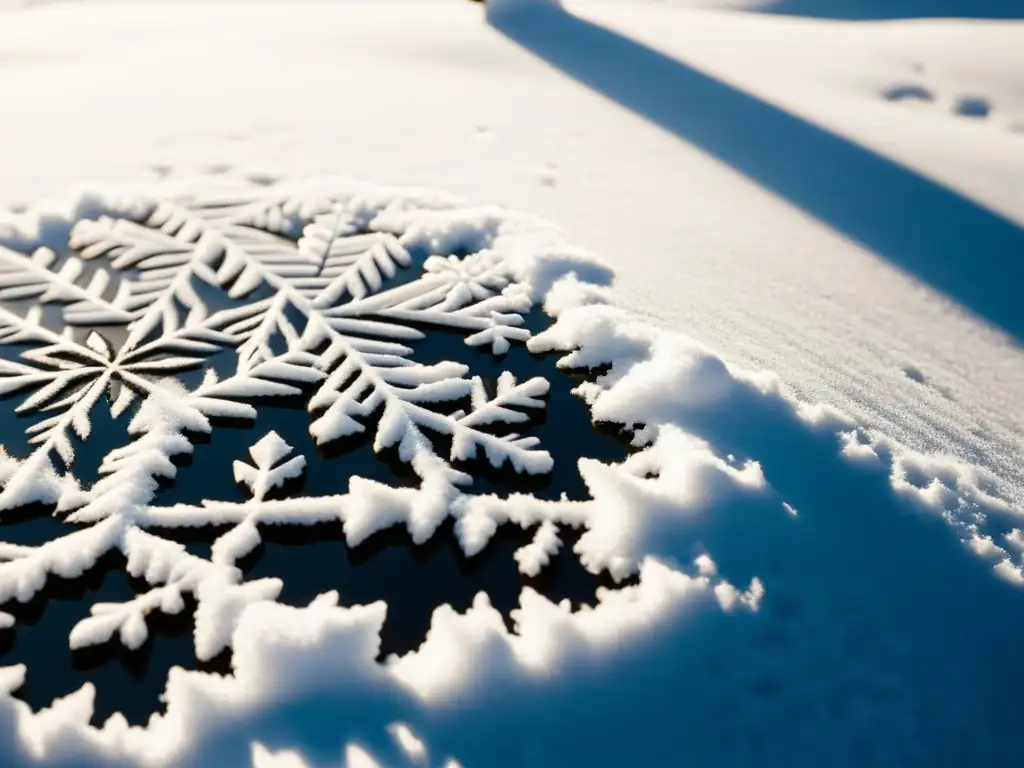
top-left (0, 180), bottom-right (562, 705)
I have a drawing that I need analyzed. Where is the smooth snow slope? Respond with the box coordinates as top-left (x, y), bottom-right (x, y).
top-left (1, 0), bottom-right (1021, 510)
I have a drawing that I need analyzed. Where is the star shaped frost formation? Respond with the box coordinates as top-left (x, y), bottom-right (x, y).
top-left (0, 180), bottom-right (556, 675)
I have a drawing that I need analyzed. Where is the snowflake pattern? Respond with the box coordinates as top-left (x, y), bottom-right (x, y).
top-left (0, 182), bottom-right (562, 690)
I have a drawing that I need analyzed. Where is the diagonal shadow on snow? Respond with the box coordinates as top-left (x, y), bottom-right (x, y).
top-left (756, 0), bottom-right (1024, 21)
top-left (490, 3), bottom-right (1024, 344)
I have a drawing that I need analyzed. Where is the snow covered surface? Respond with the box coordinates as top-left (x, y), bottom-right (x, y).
top-left (0, 0), bottom-right (1021, 764)
top-left (0, 0), bottom-right (1021, 513)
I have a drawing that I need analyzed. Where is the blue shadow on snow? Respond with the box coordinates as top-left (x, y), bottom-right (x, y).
top-left (756, 0), bottom-right (1024, 20)
top-left (491, 5), bottom-right (1024, 343)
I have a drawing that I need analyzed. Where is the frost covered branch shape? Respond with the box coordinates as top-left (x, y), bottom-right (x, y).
top-left (0, 187), bottom-right (550, 511)
top-left (0, 181), bottom-right (558, 676)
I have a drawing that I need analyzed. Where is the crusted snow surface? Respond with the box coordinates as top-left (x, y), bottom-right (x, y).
top-left (0, 178), bottom-right (1021, 765)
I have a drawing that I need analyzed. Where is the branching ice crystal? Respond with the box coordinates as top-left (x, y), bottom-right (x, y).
top-left (0, 181), bottom-right (555, 680)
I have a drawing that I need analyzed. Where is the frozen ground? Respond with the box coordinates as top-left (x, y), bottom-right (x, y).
top-left (0, 0), bottom-right (1021, 765)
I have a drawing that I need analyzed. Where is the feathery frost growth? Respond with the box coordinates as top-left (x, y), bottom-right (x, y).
top-left (0, 179), bottom-right (580, 681)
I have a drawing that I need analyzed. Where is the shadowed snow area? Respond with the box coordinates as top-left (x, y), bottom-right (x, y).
top-left (757, 0), bottom-right (1024, 20)
top-left (588, 0), bottom-right (1024, 19)
top-left (492, 2), bottom-right (1024, 343)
